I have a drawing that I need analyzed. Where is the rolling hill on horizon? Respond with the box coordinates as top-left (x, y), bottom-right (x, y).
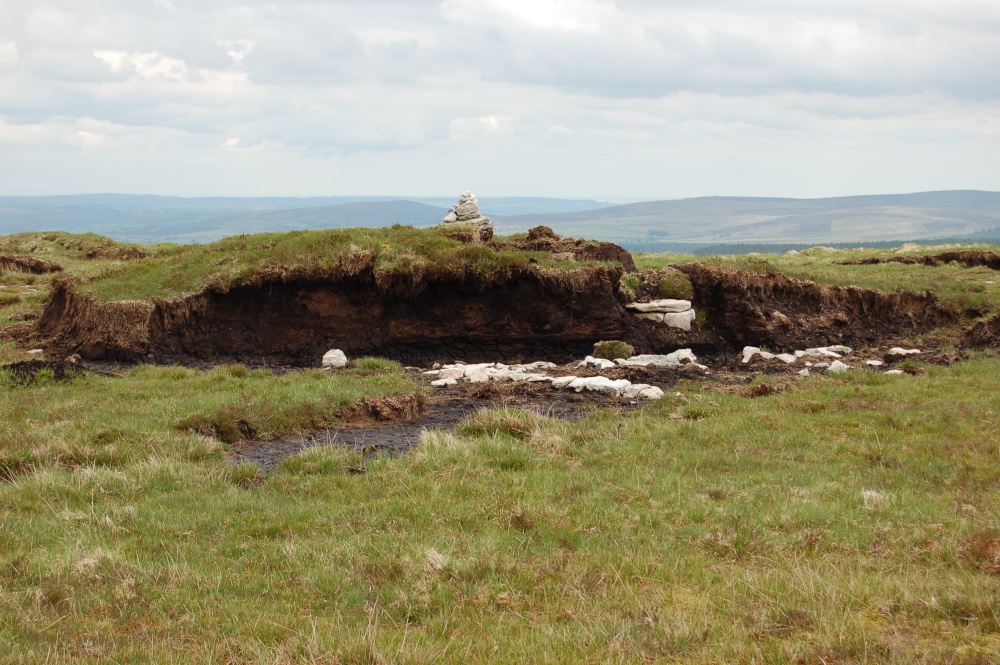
top-left (0, 190), bottom-right (998, 246)
top-left (495, 190), bottom-right (1000, 245)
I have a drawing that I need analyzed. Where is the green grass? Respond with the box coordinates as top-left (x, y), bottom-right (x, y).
top-left (74, 226), bottom-right (612, 303)
top-left (1, 355), bottom-right (998, 662)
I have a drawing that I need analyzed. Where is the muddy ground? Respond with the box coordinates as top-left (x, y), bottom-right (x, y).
top-left (227, 342), bottom-right (951, 472)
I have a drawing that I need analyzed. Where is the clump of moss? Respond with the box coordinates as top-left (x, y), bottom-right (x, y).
top-left (592, 340), bottom-right (635, 360)
top-left (633, 267), bottom-right (694, 302)
top-left (657, 270), bottom-right (694, 300)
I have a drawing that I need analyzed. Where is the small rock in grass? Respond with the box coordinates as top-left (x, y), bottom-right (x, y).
top-left (798, 369), bottom-right (810, 377)
top-left (431, 378), bottom-right (458, 387)
top-left (814, 362), bottom-right (830, 369)
top-left (423, 370), bottom-right (441, 376)
top-left (774, 353), bottom-right (797, 364)
top-left (827, 360), bottom-right (852, 373)
top-left (27, 349), bottom-right (44, 356)
top-left (638, 386), bottom-right (664, 399)
top-left (866, 360), bottom-right (885, 367)
top-left (322, 349), bottom-right (347, 369)
top-left (884, 369), bottom-right (905, 376)
top-left (888, 347), bottom-right (921, 356)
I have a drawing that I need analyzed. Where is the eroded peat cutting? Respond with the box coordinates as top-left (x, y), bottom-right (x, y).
top-left (27, 237), bottom-right (961, 369)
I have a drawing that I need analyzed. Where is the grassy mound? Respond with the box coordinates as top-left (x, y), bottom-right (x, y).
top-left (75, 226), bottom-right (614, 303)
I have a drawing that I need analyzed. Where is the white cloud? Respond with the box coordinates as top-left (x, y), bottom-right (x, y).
top-left (0, 41), bottom-right (17, 66)
top-left (0, 0), bottom-right (997, 196)
top-left (218, 40), bottom-right (254, 65)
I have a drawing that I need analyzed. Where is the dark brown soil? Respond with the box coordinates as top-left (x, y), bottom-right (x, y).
top-left (672, 263), bottom-right (958, 352)
top-left (28, 259), bottom-right (960, 367)
top-left (34, 265), bottom-right (630, 366)
top-left (1, 359), bottom-right (103, 383)
top-left (963, 312), bottom-right (1000, 347)
top-left (840, 250), bottom-right (1000, 270)
top-left (0, 256), bottom-right (62, 274)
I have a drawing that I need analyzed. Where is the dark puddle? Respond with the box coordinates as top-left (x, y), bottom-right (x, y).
top-left (230, 394), bottom-right (634, 472)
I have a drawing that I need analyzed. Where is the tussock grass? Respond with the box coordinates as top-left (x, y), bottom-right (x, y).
top-left (1, 357), bottom-right (998, 661)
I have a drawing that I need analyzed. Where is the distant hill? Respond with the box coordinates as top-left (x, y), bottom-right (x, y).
top-left (495, 191), bottom-right (1000, 244)
top-left (0, 194), bottom-right (610, 243)
top-left (1, 190), bottom-right (998, 245)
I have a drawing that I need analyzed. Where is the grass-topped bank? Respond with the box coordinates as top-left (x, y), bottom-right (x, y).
top-left (0, 356), bottom-right (998, 662)
top-left (75, 226), bottom-right (614, 303)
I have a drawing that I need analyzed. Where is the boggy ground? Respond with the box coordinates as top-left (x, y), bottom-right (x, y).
top-left (2, 231), bottom-right (1000, 663)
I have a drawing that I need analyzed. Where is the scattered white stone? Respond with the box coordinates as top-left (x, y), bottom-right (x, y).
top-left (431, 378), bottom-right (458, 387)
top-left (634, 312), bottom-right (665, 323)
top-left (322, 349), bottom-right (348, 369)
top-left (422, 370), bottom-right (441, 376)
top-left (550, 376), bottom-right (578, 389)
top-left (663, 309), bottom-right (696, 330)
top-left (797, 368), bottom-right (810, 377)
top-left (884, 369), bottom-right (905, 376)
top-left (814, 362), bottom-right (830, 369)
top-left (805, 361), bottom-right (813, 367)
top-left (513, 362), bottom-right (558, 372)
top-left (638, 387), bottom-right (664, 400)
top-left (741, 346), bottom-right (761, 364)
top-left (825, 345), bottom-right (854, 355)
top-left (438, 368), bottom-right (465, 380)
top-left (827, 360), bottom-right (852, 373)
top-left (887, 347), bottom-right (921, 356)
top-left (801, 347), bottom-right (843, 359)
top-left (623, 383), bottom-right (652, 398)
top-left (566, 376), bottom-right (632, 396)
top-left (26, 349), bottom-right (44, 356)
top-left (774, 353), bottom-right (797, 364)
top-left (626, 299), bottom-right (691, 313)
top-left (616, 349), bottom-right (698, 367)
top-left (578, 356), bottom-right (616, 369)
top-left (866, 360), bottom-right (885, 367)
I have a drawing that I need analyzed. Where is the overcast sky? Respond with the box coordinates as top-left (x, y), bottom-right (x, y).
top-left (0, 0), bottom-right (998, 198)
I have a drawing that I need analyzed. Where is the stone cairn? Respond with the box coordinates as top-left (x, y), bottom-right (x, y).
top-left (440, 191), bottom-right (494, 239)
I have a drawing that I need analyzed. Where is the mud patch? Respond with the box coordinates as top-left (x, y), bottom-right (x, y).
top-left (1, 360), bottom-right (103, 384)
top-left (0, 255), bottom-right (62, 274)
top-left (231, 389), bottom-right (634, 472)
top-left (840, 250), bottom-right (1000, 270)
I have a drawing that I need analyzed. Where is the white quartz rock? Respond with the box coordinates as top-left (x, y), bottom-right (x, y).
top-left (578, 356), bottom-right (616, 369)
top-left (827, 360), bottom-right (852, 373)
top-left (626, 299), bottom-right (692, 313)
top-left (551, 376), bottom-right (578, 389)
top-left (663, 309), bottom-right (696, 330)
top-left (322, 349), bottom-right (348, 369)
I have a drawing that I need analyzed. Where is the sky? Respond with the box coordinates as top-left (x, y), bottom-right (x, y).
top-left (0, 0), bottom-right (998, 199)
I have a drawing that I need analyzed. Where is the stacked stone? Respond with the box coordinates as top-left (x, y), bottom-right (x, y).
top-left (440, 191), bottom-right (493, 236)
top-left (625, 299), bottom-right (697, 331)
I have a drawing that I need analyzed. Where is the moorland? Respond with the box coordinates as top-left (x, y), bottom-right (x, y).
top-left (0, 226), bottom-right (998, 663)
